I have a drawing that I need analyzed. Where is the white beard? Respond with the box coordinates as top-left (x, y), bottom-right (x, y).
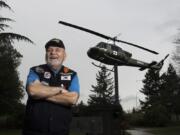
top-left (46, 58), bottom-right (63, 68)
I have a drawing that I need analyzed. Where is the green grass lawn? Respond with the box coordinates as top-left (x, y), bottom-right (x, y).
top-left (0, 129), bottom-right (21, 135)
top-left (147, 126), bottom-right (180, 135)
top-left (0, 129), bottom-right (84, 135)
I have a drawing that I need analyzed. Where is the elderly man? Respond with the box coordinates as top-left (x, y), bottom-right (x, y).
top-left (23, 38), bottom-right (80, 135)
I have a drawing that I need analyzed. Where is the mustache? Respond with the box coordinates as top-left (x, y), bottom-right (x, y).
top-left (46, 58), bottom-right (63, 65)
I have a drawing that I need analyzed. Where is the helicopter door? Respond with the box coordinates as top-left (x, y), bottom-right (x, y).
top-left (111, 45), bottom-right (119, 56)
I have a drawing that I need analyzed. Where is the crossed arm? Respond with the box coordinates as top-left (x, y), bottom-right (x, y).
top-left (27, 80), bottom-right (79, 106)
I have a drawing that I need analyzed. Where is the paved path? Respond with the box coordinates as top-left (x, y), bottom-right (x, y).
top-left (127, 128), bottom-right (154, 135)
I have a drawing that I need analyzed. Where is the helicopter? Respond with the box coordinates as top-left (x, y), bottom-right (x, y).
top-left (59, 21), bottom-right (169, 71)
top-left (87, 42), bottom-right (169, 71)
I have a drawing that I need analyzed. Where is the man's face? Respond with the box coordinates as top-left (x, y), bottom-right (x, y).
top-left (46, 46), bottom-right (66, 69)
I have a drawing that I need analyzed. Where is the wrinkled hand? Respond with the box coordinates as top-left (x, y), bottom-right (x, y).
top-left (59, 87), bottom-right (68, 94)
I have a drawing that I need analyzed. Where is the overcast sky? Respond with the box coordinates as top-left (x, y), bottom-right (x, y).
top-left (3, 0), bottom-right (180, 110)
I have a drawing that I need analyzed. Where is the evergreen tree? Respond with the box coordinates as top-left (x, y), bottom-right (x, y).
top-left (0, 0), bottom-right (32, 117)
top-left (160, 64), bottom-right (180, 116)
top-left (0, 40), bottom-right (24, 115)
top-left (140, 69), bottom-right (161, 111)
top-left (173, 78), bottom-right (180, 116)
top-left (88, 65), bottom-right (114, 106)
top-left (140, 69), bottom-right (169, 126)
top-left (0, 0), bottom-right (33, 43)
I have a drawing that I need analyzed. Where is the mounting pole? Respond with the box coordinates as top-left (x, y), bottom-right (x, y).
top-left (114, 64), bottom-right (119, 105)
top-left (113, 38), bottom-right (120, 105)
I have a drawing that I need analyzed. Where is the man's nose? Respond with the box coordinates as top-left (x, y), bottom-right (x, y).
top-left (50, 49), bottom-right (56, 54)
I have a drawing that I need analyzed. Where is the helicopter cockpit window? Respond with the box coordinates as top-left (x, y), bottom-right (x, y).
top-left (111, 45), bottom-right (120, 51)
top-left (97, 44), bottom-right (102, 47)
top-left (97, 42), bottom-right (108, 49)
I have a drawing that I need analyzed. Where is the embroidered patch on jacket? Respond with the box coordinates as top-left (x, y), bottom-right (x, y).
top-left (44, 72), bottom-right (51, 79)
top-left (63, 67), bottom-right (69, 73)
top-left (61, 75), bottom-right (71, 80)
top-left (35, 67), bottom-right (45, 73)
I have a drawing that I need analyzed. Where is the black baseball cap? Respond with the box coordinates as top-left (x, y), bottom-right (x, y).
top-left (45, 38), bottom-right (65, 50)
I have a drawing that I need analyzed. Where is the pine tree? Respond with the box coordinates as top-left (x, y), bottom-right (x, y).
top-left (140, 69), bottom-right (170, 126)
top-left (0, 0), bottom-right (32, 117)
top-left (160, 64), bottom-right (180, 116)
top-left (0, 0), bottom-right (33, 43)
top-left (88, 65), bottom-right (114, 106)
top-left (0, 40), bottom-right (24, 115)
top-left (140, 69), bottom-right (161, 111)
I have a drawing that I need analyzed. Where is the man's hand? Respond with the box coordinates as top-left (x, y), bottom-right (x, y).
top-left (27, 80), bottom-right (79, 106)
top-left (46, 89), bottom-right (79, 106)
top-left (27, 80), bottom-right (62, 99)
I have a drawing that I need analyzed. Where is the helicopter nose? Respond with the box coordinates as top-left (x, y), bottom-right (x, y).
top-left (87, 47), bottom-right (100, 58)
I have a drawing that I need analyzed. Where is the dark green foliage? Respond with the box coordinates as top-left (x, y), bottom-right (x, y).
top-left (0, 0), bottom-right (32, 128)
top-left (140, 69), bottom-right (161, 111)
top-left (126, 109), bottom-right (144, 127)
top-left (139, 64), bottom-right (180, 126)
top-left (88, 65), bottom-right (114, 106)
top-left (0, 0), bottom-right (11, 10)
top-left (160, 64), bottom-right (180, 114)
top-left (0, 41), bottom-right (24, 116)
top-left (0, 1), bottom-right (33, 44)
top-left (0, 33), bottom-right (33, 44)
top-left (0, 103), bottom-right (25, 128)
top-left (144, 104), bottom-right (169, 126)
top-left (140, 68), bottom-right (166, 126)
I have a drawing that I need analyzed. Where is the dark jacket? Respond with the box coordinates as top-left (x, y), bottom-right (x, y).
top-left (23, 64), bottom-right (76, 135)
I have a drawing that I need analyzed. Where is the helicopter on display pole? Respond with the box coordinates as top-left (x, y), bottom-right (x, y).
top-left (59, 20), bottom-right (169, 105)
top-left (59, 21), bottom-right (169, 71)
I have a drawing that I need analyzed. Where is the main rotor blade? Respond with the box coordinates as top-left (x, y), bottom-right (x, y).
top-left (116, 39), bottom-right (159, 54)
top-left (164, 54), bottom-right (169, 60)
top-left (59, 20), bottom-right (159, 54)
top-left (59, 21), bottom-right (112, 40)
